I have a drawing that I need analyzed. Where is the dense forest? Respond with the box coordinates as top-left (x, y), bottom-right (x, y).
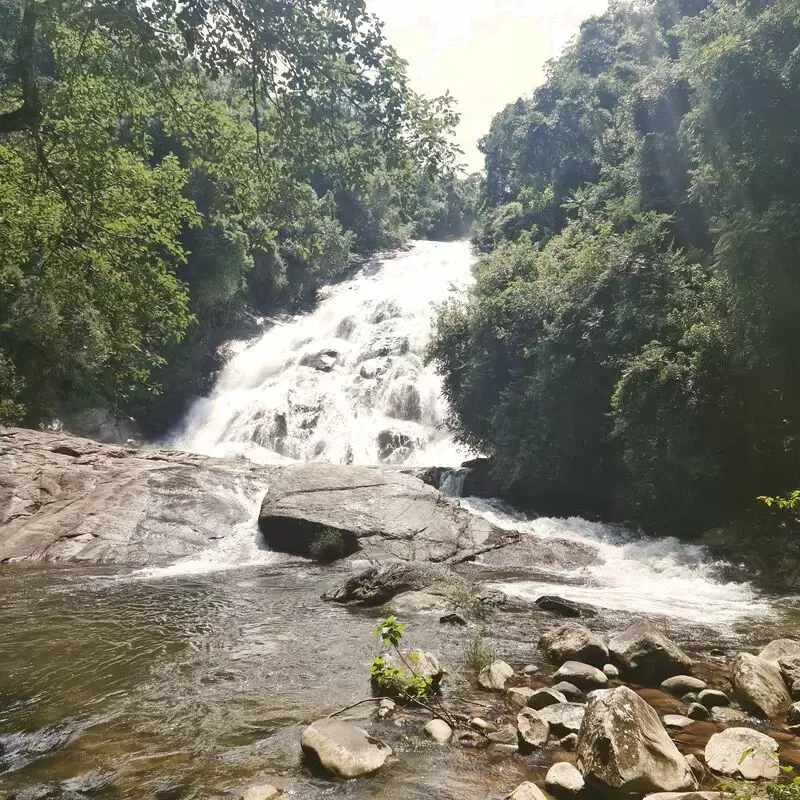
top-left (430, 0), bottom-right (800, 540)
top-left (0, 0), bottom-right (474, 433)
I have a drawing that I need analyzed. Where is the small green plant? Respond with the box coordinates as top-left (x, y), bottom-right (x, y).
top-left (369, 615), bottom-right (435, 701)
top-left (718, 752), bottom-right (800, 799)
top-left (446, 582), bottom-right (488, 621)
top-left (308, 527), bottom-right (350, 562)
top-left (463, 630), bottom-right (493, 674)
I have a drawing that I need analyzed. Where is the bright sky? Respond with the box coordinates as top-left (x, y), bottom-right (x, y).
top-left (369, 0), bottom-right (609, 172)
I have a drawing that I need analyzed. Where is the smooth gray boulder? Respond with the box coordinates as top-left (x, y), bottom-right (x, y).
top-left (704, 727), bottom-right (779, 780)
top-left (424, 719), bottom-right (452, 743)
top-left (479, 660), bottom-right (514, 691)
top-left (539, 622), bottom-right (609, 667)
top-left (576, 686), bottom-right (697, 795)
top-left (527, 687), bottom-right (568, 710)
top-left (554, 661), bottom-right (608, 689)
top-left (687, 702), bottom-right (709, 720)
top-left (609, 621), bottom-right (693, 682)
top-left (259, 462), bottom-right (517, 562)
top-left (661, 676), bottom-right (707, 695)
top-left (759, 639), bottom-right (800, 664)
top-left (539, 702), bottom-right (585, 735)
top-left (507, 782), bottom-right (548, 800)
top-left (300, 719), bottom-right (391, 778)
top-left (732, 652), bottom-right (791, 718)
top-left (517, 707), bottom-right (549, 749)
top-left (545, 762), bottom-right (585, 796)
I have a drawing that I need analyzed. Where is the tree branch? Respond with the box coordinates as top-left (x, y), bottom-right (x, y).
top-left (0, 0), bottom-right (41, 134)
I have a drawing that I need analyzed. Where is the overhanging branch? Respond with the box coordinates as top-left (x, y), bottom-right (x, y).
top-left (0, 0), bottom-right (41, 134)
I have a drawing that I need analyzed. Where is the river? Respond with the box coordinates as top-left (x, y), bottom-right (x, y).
top-left (1, 241), bottom-right (796, 799)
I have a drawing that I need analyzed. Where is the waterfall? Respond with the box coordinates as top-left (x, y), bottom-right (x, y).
top-left (173, 240), bottom-right (472, 467)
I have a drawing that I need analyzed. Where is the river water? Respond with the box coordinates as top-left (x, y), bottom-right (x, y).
top-left (1, 241), bottom-right (796, 799)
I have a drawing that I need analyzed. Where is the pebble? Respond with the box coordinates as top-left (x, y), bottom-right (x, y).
top-left (545, 762), bottom-right (585, 796)
top-left (603, 663), bottom-right (619, 678)
top-left (522, 664), bottom-right (540, 676)
top-left (687, 702), bottom-right (710, 720)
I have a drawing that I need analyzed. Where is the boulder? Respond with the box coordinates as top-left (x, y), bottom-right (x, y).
top-left (687, 703), bottom-right (709, 721)
top-left (545, 762), bottom-right (585, 796)
top-left (787, 701), bottom-right (800, 725)
top-left (516, 707), bottom-right (549, 750)
top-left (554, 661), bottom-right (608, 690)
top-left (424, 719), bottom-right (452, 743)
top-left (603, 664), bottom-right (619, 679)
top-left (479, 660), bottom-right (514, 692)
top-left (487, 723), bottom-right (519, 748)
top-left (559, 733), bottom-right (578, 751)
top-left (732, 652), bottom-right (791, 718)
top-left (704, 727), bottom-right (779, 780)
top-left (300, 719), bottom-right (391, 778)
top-left (661, 676), bottom-right (707, 695)
top-left (608, 621), bottom-right (692, 682)
top-left (759, 639), bottom-right (800, 664)
top-left (384, 382), bottom-right (422, 422)
top-left (539, 702), bottom-right (585, 735)
top-left (576, 686), bottom-right (697, 795)
top-left (506, 687), bottom-right (536, 710)
top-left (522, 664), bottom-right (540, 677)
top-left (778, 655), bottom-right (800, 687)
top-left (391, 591), bottom-right (451, 614)
top-left (539, 622), bottom-right (609, 668)
top-left (552, 681), bottom-right (583, 702)
top-left (376, 429), bottom-right (416, 464)
top-left (698, 689), bottom-right (729, 708)
top-left (242, 786), bottom-right (281, 800)
top-left (375, 649), bottom-right (444, 695)
top-left (63, 407), bottom-right (141, 445)
top-left (259, 462), bottom-right (517, 563)
top-left (535, 595), bottom-right (581, 617)
top-left (527, 687), bottom-right (568, 710)
top-left (299, 348), bottom-right (338, 372)
top-left (712, 707), bottom-right (750, 724)
top-left (507, 782), bottom-right (549, 800)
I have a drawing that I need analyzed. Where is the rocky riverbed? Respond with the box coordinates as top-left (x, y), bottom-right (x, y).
top-left (3, 428), bottom-right (800, 799)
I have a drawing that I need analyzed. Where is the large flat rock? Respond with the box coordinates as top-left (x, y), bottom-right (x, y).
top-left (258, 462), bottom-right (518, 562)
top-left (0, 427), bottom-right (277, 565)
top-left (0, 428), bottom-right (517, 567)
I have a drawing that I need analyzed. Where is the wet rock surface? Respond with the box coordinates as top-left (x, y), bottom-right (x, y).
top-left (732, 652), bottom-right (791, 718)
top-left (609, 621), bottom-right (693, 682)
top-left (300, 719), bottom-right (392, 778)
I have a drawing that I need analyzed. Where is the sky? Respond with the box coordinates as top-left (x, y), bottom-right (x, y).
top-left (369, 0), bottom-right (609, 172)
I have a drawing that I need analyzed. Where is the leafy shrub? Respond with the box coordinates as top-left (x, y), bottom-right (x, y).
top-left (462, 631), bottom-right (493, 674)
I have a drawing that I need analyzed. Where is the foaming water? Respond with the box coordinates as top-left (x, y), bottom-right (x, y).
top-left (172, 240), bottom-right (473, 467)
top-left (462, 497), bottom-right (771, 626)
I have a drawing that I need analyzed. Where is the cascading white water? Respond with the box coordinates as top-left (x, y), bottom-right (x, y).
top-left (173, 240), bottom-right (473, 467)
top-left (167, 239), bottom-right (768, 626)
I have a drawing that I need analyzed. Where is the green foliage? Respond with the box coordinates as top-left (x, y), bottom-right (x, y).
top-left (0, 0), bottom-right (459, 429)
top-left (719, 757), bottom-right (800, 798)
top-left (369, 616), bottom-right (435, 702)
top-left (308, 527), bottom-right (350, 563)
top-left (462, 631), bottom-right (493, 675)
top-left (430, 0), bottom-right (800, 537)
top-left (759, 492), bottom-right (800, 513)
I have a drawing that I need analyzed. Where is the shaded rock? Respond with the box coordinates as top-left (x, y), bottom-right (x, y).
top-left (787, 701), bottom-right (800, 725)
top-left (375, 649), bottom-right (444, 695)
top-left (376, 429), bottom-right (416, 464)
top-left (540, 622), bottom-right (609, 668)
top-left (609, 621), bottom-right (692, 682)
top-left (759, 639), bottom-right (800, 664)
top-left (603, 664), bottom-right (619, 679)
top-left (576, 686), bottom-right (697, 795)
top-left (527, 687), bottom-right (568, 710)
top-left (457, 730), bottom-right (486, 748)
top-left (778, 655), bottom-right (800, 688)
top-left (336, 316), bottom-right (356, 339)
top-left (479, 661), bottom-right (514, 692)
top-left (63, 408), bottom-right (141, 445)
top-left (300, 719), bottom-right (391, 778)
top-left (687, 703), bottom-right (709, 720)
top-left (732, 652), bottom-right (791, 718)
top-left (686, 754), bottom-right (707, 785)
top-left (368, 300), bottom-right (402, 324)
top-left (424, 719), bottom-right (452, 743)
top-left (698, 689), bottom-right (729, 709)
top-left (545, 762), bottom-right (585, 796)
top-left (704, 727), bottom-right (779, 780)
top-left (559, 733), bottom-right (578, 751)
top-left (507, 782), bottom-right (548, 800)
top-left (552, 681), bottom-right (583, 702)
top-left (469, 717), bottom-right (494, 732)
top-left (487, 723), bottom-right (518, 748)
top-left (663, 715), bottom-right (694, 729)
top-left (384, 382), bottom-right (422, 422)
top-left (259, 463), bottom-right (518, 563)
top-left (539, 702), bottom-right (585, 735)
top-left (793, 679), bottom-right (800, 700)
top-left (359, 357), bottom-right (391, 380)
top-left (377, 698), bottom-right (395, 719)
top-left (440, 613), bottom-right (467, 626)
top-left (681, 692), bottom-right (700, 705)
top-left (242, 786), bottom-right (281, 800)
top-left (661, 676), bottom-right (707, 695)
top-left (517, 707), bottom-right (549, 750)
top-left (299, 348), bottom-right (338, 372)
top-left (535, 595), bottom-right (581, 617)
top-left (506, 687), bottom-right (535, 710)
top-left (358, 330), bottom-right (410, 362)
top-left (554, 661), bottom-right (608, 690)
